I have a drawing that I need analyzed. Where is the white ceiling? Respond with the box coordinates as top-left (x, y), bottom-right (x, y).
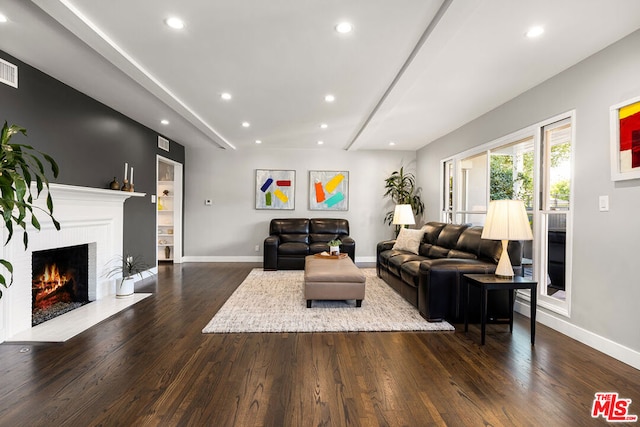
top-left (1, 0), bottom-right (640, 151)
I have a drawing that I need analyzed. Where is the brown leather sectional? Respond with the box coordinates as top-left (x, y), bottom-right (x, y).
top-left (377, 221), bottom-right (522, 323)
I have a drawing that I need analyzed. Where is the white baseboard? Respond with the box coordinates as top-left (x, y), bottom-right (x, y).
top-left (181, 255), bottom-right (378, 263)
top-left (514, 300), bottom-right (640, 370)
top-left (181, 256), bottom-right (263, 263)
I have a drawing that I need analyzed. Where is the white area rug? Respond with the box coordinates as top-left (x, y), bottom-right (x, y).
top-left (202, 268), bottom-right (454, 333)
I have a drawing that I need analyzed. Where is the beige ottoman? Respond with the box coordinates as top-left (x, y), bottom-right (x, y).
top-left (304, 255), bottom-right (366, 308)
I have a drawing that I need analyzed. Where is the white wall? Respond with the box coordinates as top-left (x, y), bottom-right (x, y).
top-left (184, 147), bottom-right (417, 262)
top-left (417, 29), bottom-right (640, 367)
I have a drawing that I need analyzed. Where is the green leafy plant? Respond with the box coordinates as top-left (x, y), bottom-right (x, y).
top-left (383, 166), bottom-right (424, 227)
top-left (327, 239), bottom-right (342, 247)
top-left (105, 254), bottom-right (152, 287)
top-left (0, 122), bottom-right (60, 298)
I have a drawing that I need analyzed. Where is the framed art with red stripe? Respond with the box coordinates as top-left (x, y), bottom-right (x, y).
top-left (256, 169), bottom-right (295, 209)
top-left (611, 95), bottom-right (640, 181)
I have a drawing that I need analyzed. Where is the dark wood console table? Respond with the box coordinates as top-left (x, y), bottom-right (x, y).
top-left (463, 274), bottom-right (538, 345)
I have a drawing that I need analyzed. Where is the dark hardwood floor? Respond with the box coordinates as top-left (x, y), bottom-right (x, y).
top-left (1, 263), bottom-right (638, 426)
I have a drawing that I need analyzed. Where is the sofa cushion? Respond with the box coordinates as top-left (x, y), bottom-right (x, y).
top-left (270, 218), bottom-right (309, 234)
top-left (400, 261), bottom-right (421, 288)
top-left (309, 242), bottom-right (330, 254)
top-left (388, 253), bottom-right (424, 276)
top-left (310, 218), bottom-right (349, 235)
top-left (279, 233), bottom-right (310, 244)
top-left (278, 242), bottom-right (310, 255)
top-left (427, 245), bottom-right (450, 259)
top-left (379, 249), bottom-right (404, 268)
top-left (421, 222), bottom-right (446, 244)
top-left (392, 228), bottom-right (425, 254)
top-left (448, 249), bottom-right (477, 260)
top-left (437, 224), bottom-right (469, 248)
top-left (456, 226), bottom-right (483, 255)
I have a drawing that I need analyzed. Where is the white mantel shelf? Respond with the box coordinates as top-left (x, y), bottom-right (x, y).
top-left (46, 183), bottom-right (146, 202)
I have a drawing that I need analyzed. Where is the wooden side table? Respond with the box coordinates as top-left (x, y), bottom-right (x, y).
top-left (463, 274), bottom-right (538, 345)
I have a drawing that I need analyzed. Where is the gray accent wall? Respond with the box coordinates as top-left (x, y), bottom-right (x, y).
top-left (184, 146), bottom-right (418, 261)
top-left (0, 50), bottom-right (185, 265)
top-left (417, 29), bottom-right (640, 362)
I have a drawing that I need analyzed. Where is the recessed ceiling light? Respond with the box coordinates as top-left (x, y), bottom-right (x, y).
top-left (324, 94), bottom-right (335, 103)
top-left (317, 140), bottom-right (324, 145)
top-left (242, 121), bottom-right (250, 128)
top-left (0, 14), bottom-right (8, 23)
top-left (525, 26), bottom-right (544, 38)
top-left (220, 92), bottom-right (232, 100)
top-left (165, 17), bottom-right (185, 30)
top-left (335, 22), bottom-right (353, 34)
top-left (320, 123), bottom-right (328, 129)
top-left (161, 119), bottom-right (169, 125)
top-left (255, 140), bottom-right (262, 144)
top-left (389, 141), bottom-right (396, 146)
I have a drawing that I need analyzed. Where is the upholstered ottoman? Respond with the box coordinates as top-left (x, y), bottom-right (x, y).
top-left (304, 255), bottom-right (366, 308)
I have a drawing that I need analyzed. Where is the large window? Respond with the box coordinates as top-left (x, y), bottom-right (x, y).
top-left (441, 112), bottom-right (574, 316)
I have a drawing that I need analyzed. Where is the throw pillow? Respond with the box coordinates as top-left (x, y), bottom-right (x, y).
top-left (392, 228), bottom-right (425, 255)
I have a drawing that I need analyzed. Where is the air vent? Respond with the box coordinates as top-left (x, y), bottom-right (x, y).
top-left (158, 136), bottom-right (170, 152)
top-left (0, 58), bottom-right (18, 88)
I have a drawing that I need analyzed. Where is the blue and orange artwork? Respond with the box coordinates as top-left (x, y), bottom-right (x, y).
top-left (256, 170), bottom-right (295, 209)
top-left (310, 171), bottom-right (348, 211)
top-left (619, 100), bottom-right (640, 172)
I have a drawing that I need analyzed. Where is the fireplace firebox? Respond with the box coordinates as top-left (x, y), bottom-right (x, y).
top-left (31, 244), bottom-right (90, 326)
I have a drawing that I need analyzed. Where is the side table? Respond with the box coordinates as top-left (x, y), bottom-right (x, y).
top-left (463, 274), bottom-right (537, 345)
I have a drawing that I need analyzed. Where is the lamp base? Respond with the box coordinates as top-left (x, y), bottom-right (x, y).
top-left (495, 240), bottom-right (515, 278)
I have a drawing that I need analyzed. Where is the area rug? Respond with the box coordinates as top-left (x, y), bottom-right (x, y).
top-left (202, 268), bottom-right (454, 333)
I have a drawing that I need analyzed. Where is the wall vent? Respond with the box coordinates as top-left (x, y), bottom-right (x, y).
top-left (158, 136), bottom-right (170, 152)
top-left (0, 58), bottom-right (18, 88)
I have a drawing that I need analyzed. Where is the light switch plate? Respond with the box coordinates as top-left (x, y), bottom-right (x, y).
top-left (599, 195), bottom-right (609, 212)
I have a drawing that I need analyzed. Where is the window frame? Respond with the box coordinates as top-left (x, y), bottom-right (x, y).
top-left (439, 111), bottom-right (575, 317)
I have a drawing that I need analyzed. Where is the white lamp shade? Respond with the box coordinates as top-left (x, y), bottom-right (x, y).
top-left (481, 200), bottom-right (533, 241)
top-left (392, 204), bottom-right (415, 225)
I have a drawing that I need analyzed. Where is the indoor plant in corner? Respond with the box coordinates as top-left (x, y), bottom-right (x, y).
top-left (383, 166), bottom-right (425, 235)
top-left (106, 254), bottom-right (151, 298)
top-left (0, 121), bottom-right (60, 299)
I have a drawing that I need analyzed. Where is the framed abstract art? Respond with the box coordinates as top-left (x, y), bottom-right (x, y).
top-left (610, 95), bottom-right (640, 181)
top-left (255, 169), bottom-right (295, 209)
top-left (309, 170), bottom-right (349, 211)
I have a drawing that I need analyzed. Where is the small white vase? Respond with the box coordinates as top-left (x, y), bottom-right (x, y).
top-left (329, 245), bottom-right (340, 256)
top-left (117, 277), bottom-right (135, 298)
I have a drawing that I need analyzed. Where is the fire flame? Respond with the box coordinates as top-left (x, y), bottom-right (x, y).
top-left (33, 264), bottom-right (72, 308)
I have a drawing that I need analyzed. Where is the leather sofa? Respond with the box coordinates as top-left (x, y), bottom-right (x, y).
top-left (377, 221), bottom-right (522, 323)
top-left (264, 218), bottom-right (355, 270)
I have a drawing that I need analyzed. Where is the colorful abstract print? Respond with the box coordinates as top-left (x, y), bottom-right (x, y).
top-left (310, 171), bottom-right (348, 211)
top-left (619, 100), bottom-right (640, 172)
top-left (256, 170), bottom-right (294, 209)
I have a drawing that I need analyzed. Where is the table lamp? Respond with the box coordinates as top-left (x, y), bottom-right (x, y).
top-left (481, 200), bottom-right (533, 278)
top-left (392, 204), bottom-right (415, 227)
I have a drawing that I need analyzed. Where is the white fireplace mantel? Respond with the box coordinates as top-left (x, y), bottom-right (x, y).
top-left (0, 183), bottom-right (145, 342)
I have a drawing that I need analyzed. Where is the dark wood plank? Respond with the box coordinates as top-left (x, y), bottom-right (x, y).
top-left (0, 263), bottom-right (638, 426)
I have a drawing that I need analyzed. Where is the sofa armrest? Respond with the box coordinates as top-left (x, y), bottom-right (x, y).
top-left (377, 240), bottom-right (395, 255)
top-left (263, 235), bottom-right (280, 270)
top-left (341, 236), bottom-right (356, 260)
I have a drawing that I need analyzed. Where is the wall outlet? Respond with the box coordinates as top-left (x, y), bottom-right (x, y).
top-left (151, 194), bottom-right (156, 203)
top-left (205, 199), bottom-right (212, 206)
top-left (254, 244), bottom-right (260, 252)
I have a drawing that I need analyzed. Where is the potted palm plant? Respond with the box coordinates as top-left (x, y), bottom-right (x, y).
top-left (383, 166), bottom-right (425, 234)
top-left (0, 121), bottom-right (60, 299)
top-left (105, 254), bottom-right (152, 297)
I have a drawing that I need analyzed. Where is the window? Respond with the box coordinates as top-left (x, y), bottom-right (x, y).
top-left (441, 112), bottom-right (574, 316)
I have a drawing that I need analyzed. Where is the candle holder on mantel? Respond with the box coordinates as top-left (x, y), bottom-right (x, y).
top-left (121, 179), bottom-right (131, 192)
top-left (109, 177), bottom-right (120, 190)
